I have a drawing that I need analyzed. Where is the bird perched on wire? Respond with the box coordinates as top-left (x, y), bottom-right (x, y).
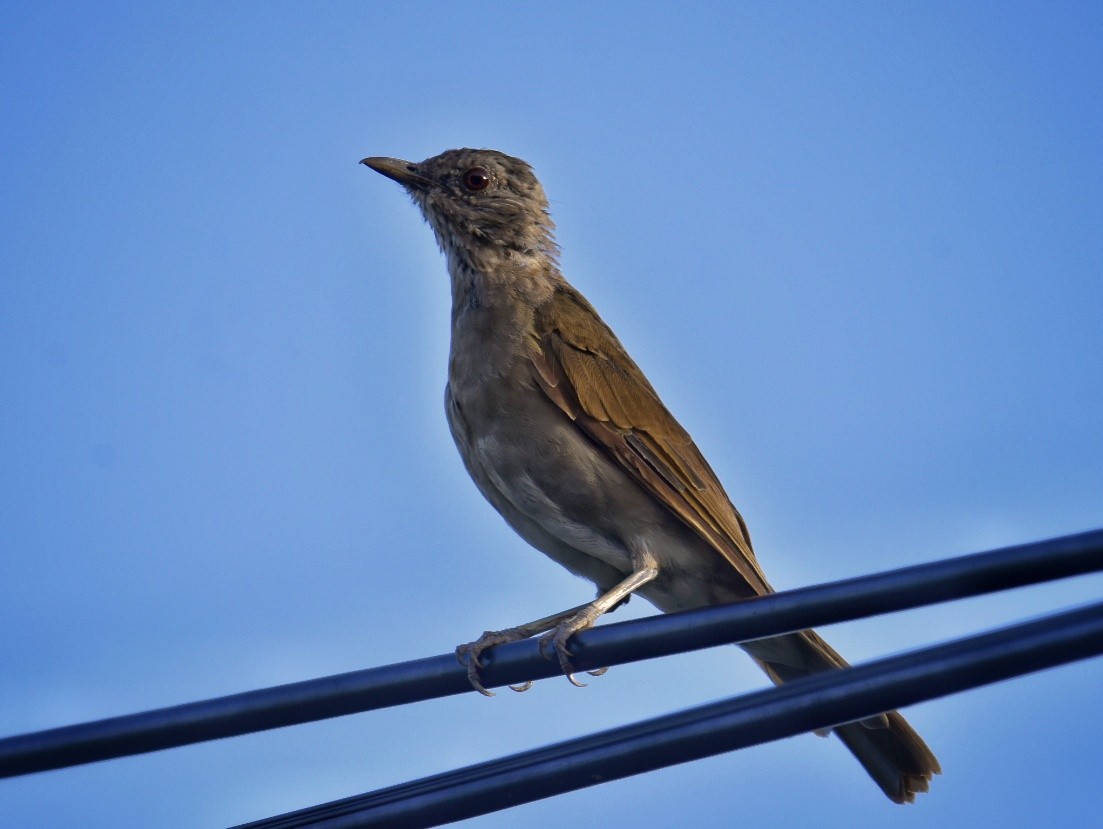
top-left (361, 148), bottom-right (940, 803)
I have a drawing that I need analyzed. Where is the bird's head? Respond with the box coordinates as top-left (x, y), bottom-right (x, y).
top-left (361, 149), bottom-right (558, 268)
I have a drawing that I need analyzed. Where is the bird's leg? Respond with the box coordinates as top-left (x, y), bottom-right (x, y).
top-left (456, 602), bottom-right (595, 696)
top-left (539, 550), bottom-right (659, 686)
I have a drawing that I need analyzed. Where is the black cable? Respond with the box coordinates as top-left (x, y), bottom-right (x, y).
top-left (1, 528), bottom-right (1101, 780)
top-left (233, 600), bottom-right (1103, 829)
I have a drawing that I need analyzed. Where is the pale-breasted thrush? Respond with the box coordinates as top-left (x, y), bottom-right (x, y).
top-left (361, 148), bottom-right (940, 803)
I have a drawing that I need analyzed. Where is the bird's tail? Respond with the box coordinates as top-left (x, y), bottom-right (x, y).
top-left (741, 629), bottom-right (941, 803)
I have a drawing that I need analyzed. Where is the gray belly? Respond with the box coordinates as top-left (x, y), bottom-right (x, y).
top-left (446, 379), bottom-right (636, 572)
top-left (444, 378), bottom-right (746, 611)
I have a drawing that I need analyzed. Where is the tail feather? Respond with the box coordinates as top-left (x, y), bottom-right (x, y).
top-left (835, 712), bottom-right (941, 803)
top-left (741, 629), bottom-right (940, 803)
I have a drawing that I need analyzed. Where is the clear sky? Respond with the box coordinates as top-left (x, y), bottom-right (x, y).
top-left (2, 3), bottom-right (1102, 827)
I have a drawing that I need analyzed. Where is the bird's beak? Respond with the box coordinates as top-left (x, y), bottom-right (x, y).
top-left (360, 156), bottom-right (433, 191)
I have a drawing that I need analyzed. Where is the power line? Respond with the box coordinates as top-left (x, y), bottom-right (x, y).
top-left (233, 599), bottom-right (1103, 828)
top-left (2, 528), bottom-right (1100, 780)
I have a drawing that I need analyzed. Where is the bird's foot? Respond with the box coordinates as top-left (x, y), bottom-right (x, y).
top-left (537, 605), bottom-right (609, 687)
top-left (456, 629), bottom-right (534, 696)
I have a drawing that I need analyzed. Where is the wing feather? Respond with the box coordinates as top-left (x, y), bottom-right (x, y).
top-left (530, 285), bottom-right (772, 595)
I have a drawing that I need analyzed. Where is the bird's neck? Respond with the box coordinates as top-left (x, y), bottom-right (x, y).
top-left (445, 243), bottom-right (558, 320)
top-left (444, 244), bottom-right (559, 386)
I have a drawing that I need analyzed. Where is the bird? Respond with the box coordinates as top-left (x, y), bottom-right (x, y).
top-left (361, 148), bottom-right (940, 803)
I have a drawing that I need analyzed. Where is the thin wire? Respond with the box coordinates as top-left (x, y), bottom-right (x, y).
top-left (1, 528), bottom-right (1101, 779)
top-left (233, 600), bottom-right (1103, 829)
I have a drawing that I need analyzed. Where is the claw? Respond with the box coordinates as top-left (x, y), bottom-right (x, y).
top-left (538, 610), bottom-right (606, 688)
top-left (468, 664), bottom-right (496, 697)
top-left (470, 673), bottom-right (496, 696)
top-left (457, 627), bottom-right (541, 696)
top-left (553, 638), bottom-right (577, 677)
top-left (457, 602), bottom-right (609, 695)
top-left (456, 643), bottom-right (497, 697)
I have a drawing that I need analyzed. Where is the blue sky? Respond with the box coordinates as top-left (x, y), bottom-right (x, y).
top-left (2, 3), bottom-right (1101, 827)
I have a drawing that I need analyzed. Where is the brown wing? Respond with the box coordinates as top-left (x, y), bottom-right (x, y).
top-left (530, 284), bottom-right (773, 596)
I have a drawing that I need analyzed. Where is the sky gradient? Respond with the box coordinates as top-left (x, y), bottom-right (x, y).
top-left (2, 3), bottom-right (1102, 827)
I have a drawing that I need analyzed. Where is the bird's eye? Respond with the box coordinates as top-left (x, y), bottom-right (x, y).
top-left (462, 168), bottom-right (491, 191)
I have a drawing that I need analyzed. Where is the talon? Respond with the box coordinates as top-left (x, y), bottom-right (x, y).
top-left (552, 632), bottom-right (583, 683)
top-left (455, 644), bottom-right (481, 669)
top-left (468, 663), bottom-right (496, 696)
top-left (535, 608), bottom-right (606, 688)
top-left (456, 637), bottom-right (501, 697)
top-left (460, 605), bottom-right (608, 695)
top-left (457, 647), bottom-right (496, 697)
